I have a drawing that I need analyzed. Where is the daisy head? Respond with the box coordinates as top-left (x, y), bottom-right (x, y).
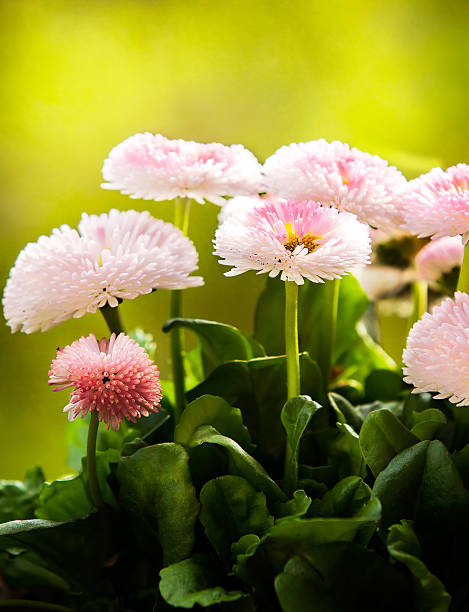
top-left (102, 133), bottom-right (263, 205)
top-left (415, 235), bottom-right (463, 291)
top-left (49, 333), bottom-right (162, 430)
top-left (403, 292), bottom-right (469, 405)
top-left (3, 209), bottom-right (203, 333)
top-left (402, 164), bottom-right (469, 242)
top-left (262, 139), bottom-right (408, 232)
top-left (214, 197), bottom-right (371, 285)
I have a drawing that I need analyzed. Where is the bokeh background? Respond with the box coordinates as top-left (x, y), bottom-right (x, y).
top-left (1, 0), bottom-right (468, 479)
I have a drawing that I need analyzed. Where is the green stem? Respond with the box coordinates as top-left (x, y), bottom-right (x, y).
top-left (317, 278), bottom-right (339, 390)
top-left (87, 410), bottom-right (103, 509)
top-left (173, 196), bottom-right (191, 237)
top-left (408, 280), bottom-right (428, 332)
top-left (0, 600), bottom-right (74, 611)
top-left (169, 197), bottom-right (192, 426)
top-left (285, 281), bottom-right (300, 400)
top-left (99, 303), bottom-right (126, 335)
top-left (87, 303), bottom-right (126, 509)
top-left (170, 289), bottom-right (185, 425)
top-left (457, 241), bottom-right (469, 293)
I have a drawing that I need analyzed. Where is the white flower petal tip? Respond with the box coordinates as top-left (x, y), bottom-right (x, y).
top-left (102, 133), bottom-right (263, 205)
top-left (262, 139), bottom-right (408, 233)
top-left (213, 198), bottom-right (371, 285)
top-left (403, 292), bottom-right (469, 405)
top-left (3, 209), bottom-right (203, 333)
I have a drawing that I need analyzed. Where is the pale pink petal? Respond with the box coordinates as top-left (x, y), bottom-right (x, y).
top-left (402, 164), bottom-right (469, 241)
top-left (3, 209), bottom-right (203, 333)
top-left (102, 133), bottom-right (263, 205)
top-left (403, 292), bottom-right (469, 405)
top-left (263, 139), bottom-right (408, 233)
top-left (415, 236), bottom-right (464, 283)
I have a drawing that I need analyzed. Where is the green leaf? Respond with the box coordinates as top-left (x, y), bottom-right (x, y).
top-left (328, 392), bottom-right (363, 432)
top-left (281, 396), bottom-right (320, 493)
top-left (35, 449), bottom-right (120, 521)
top-left (199, 475), bottom-right (274, 563)
top-left (273, 490), bottom-right (312, 521)
top-left (0, 551), bottom-right (69, 591)
top-left (175, 394), bottom-right (251, 450)
top-left (452, 442), bottom-right (469, 489)
top-left (275, 543), bottom-right (413, 612)
top-left (0, 511), bottom-right (120, 591)
top-left (118, 443), bottom-right (199, 565)
top-left (365, 369), bottom-right (405, 402)
top-left (0, 467), bottom-right (45, 523)
top-left (159, 554), bottom-right (249, 608)
top-left (410, 409), bottom-right (447, 441)
top-left (373, 440), bottom-right (469, 529)
top-left (311, 476), bottom-right (372, 518)
top-left (336, 322), bottom-right (397, 384)
top-left (387, 521), bottom-right (451, 612)
top-left (248, 509), bottom-right (381, 574)
top-left (360, 409), bottom-right (419, 477)
top-left (328, 422), bottom-right (366, 479)
top-left (35, 475), bottom-right (90, 521)
top-left (0, 517), bottom-right (66, 538)
top-left (187, 354), bottom-right (326, 466)
top-left (189, 426), bottom-right (286, 502)
top-left (163, 317), bottom-right (265, 376)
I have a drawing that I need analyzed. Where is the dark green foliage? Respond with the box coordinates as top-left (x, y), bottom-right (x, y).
top-left (4, 274), bottom-right (469, 610)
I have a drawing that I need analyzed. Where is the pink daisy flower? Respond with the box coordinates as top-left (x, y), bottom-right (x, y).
top-left (403, 292), bottom-right (469, 405)
top-left (49, 333), bottom-right (162, 430)
top-left (214, 198), bottom-right (371, 284)
top-left (402, 164), bottom-right (469, 242)
top-left (415, 236), bottom-right (463, 284)
top-left (262, 139), bottom-right (408, 232)
top-left (3, 209), bottom-right (203, 333)
top-left (101, 133), bottom-right (263, 205)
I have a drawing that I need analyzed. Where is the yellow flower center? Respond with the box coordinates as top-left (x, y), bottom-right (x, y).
top-left (282, 223), bottom-right (322, 253)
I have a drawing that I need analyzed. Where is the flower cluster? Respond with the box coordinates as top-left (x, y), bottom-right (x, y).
top-left (5, 132), bottom-right (469, 431)
top-left (49, 333), bottom-right (162, 430)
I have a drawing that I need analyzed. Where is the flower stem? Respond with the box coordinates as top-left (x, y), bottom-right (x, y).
top-left (0, 601), bottom-right (73, 611)
top-left (170, 289), bottom-right (185, 425)
top-left (285, 280), bottom-right (300, 399)
top-left (408, 280), bottom-right (428, 331)
top-left (317, 278), bottom-right (339, 390)
top-left (87, 410), bottom-right (103, 509)
top-left (90, 303), bottom-right (126, 510)
top-left (457, 240), bottom-right (469, 293)
top-left (169, 197), bottom-right (192, 426)
top-left (100, 303), bottom-right (126, 335)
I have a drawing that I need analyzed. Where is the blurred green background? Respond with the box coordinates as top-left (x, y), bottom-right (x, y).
top-left (1, 0), bottom-right (468, 479)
